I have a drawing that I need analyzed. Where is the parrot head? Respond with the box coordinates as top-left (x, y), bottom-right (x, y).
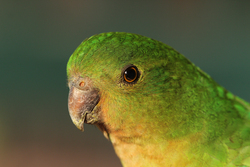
top-left (67, 32), bottom-right (203, 139)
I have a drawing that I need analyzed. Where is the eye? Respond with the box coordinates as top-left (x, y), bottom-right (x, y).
top-left (122, 65), bottom-right (139, 83)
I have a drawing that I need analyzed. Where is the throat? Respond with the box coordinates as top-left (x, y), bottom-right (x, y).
top-left (95, 123), bottom-right (194, 166)
top-left (107, 131), bottom-right (193, 167)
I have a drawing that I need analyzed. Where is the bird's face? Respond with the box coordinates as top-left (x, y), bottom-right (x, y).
top-left (67, 60), bottom-right (145, 131)
top-left (66, 32), bottom-right (188, 138)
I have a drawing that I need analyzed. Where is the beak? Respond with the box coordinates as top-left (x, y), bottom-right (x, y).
top-left (68, 81), bottom-right (100, 131)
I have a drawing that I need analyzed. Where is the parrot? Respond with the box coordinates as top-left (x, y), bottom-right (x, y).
top-left (67, 32), bottom-right (250, 167)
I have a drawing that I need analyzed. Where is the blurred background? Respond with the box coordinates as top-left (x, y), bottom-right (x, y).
top-left (0, 0), bottom-right (250, 166)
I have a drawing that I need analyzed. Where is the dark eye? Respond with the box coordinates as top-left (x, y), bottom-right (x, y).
top-left (122, 65), bottom-right (139, 83)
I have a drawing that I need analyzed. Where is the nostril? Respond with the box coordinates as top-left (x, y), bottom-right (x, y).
top-left (79, 81), bottom-right (85, 87)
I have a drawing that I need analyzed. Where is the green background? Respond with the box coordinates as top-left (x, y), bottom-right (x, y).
top-left (1, 1), bottom-right (250, 166)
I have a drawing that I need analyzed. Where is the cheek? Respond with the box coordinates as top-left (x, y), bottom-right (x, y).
top-left (98, 92), bottom-right (115, 124)
top-left (98, 92), bottom-right (124, 129)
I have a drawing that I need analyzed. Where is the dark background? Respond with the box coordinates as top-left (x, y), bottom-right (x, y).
top-left (1, 1), bottom-right (250, 166)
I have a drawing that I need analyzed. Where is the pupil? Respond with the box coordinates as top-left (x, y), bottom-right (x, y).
top-left (125, 68), bottom-right (136, 80)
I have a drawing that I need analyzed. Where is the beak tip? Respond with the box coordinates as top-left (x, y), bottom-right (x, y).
top-left (72, 118), bottom-right (85, 132)
top-left (77, 126), bottom-right (84, 132)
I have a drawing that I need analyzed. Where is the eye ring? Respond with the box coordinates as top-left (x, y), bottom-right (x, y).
top-left (122, 65), bottom-right (140, 83)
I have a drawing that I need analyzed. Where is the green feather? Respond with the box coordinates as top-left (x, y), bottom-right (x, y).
top-left (67, 32), bottom-right (250, 167)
